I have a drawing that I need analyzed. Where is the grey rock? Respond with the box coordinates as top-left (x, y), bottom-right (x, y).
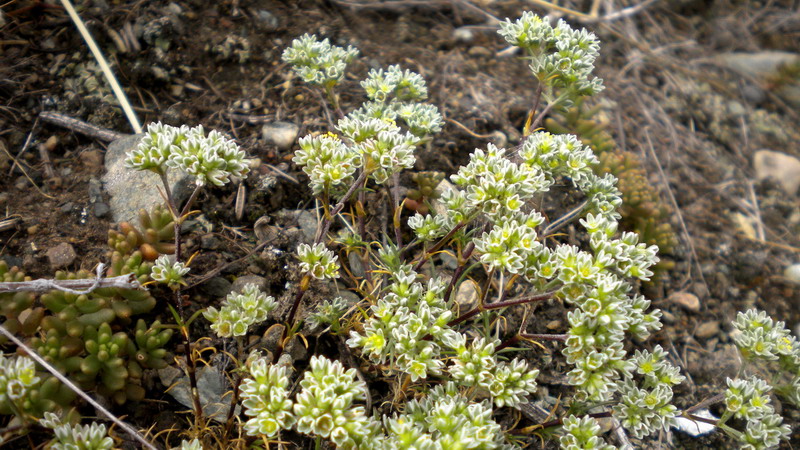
top-left (88, 177), bottom-right (104, 203)
top-left (255, 10), bottom-right (279, 32)
top-left (93, 202), bottom-right (110, 218)
top-left (1, 255), bottom-right (22, 268)
top-left (60, 202), bottom-right (74, 213)
top-left (46, 243), bottom-right (77, 269)
top-left (231, 275), bottom-right (268, 293)
top-left (161, 365), bottom-right (239, 422)
top-left (202, 277), bottom-right (233, 298)
top-left (200, 234), bottom-right (220, 250)
top-left (716, 51), bottom-right (800, 80)
top-left (262, 122), bottom-right (299, 150)
top-left (753, 149), bottom-right (800, 196)
top-left (296, 210), bottom-right (317, 243)
top-left (102, 134), bottom-right (193, 224)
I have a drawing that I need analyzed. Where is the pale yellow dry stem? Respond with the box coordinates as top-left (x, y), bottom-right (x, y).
top-left (59, 0), bottom-right (142, 134)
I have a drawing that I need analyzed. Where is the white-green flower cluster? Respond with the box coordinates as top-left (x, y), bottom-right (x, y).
top-left (293, 356), bottom-right (381, 448)
top-left (297, 243), bottom-right (340, 280)
top-left (240, 357), bottom-right (295, 437)
top-left (0, 353), bottom-right (39, 405)
top-left (732, 309), bottom-right (800, 406)
top-left (382, 382), bottom-right (506, 449)
top-left (294, 133), bottom-right (359, 195)
top-left (307, 296), bottom-right (350, 331)
top-left (498, 12), bottom-right (603, 105)
top-left (559, 415), bottom-right (613, 450)
top-left (150, 255), bottom-right (190, 290)
top-left (351, 65), bottom-right (443, 138)
top-left (175, 439), bottom-right (203, 450)
top-left (125, 122), bottom-right (249, 187)
top-left (442, 334), bottom-right (539, 408)
top-left (203, 284), bottom-right (276, 338)
top-left (408, 132), bottom-right (659, 404)
top-left (451, 144), bottom-right (549, 221)
top-left (347, 262), bottom-right (455, 381)
top-left (338, 116), bottom-right (417, 184)
top-left (612, 346), bottom-right (684, 439)
top-left (40, 412), bottom-right (114, 450)
top-left (724, 377), bottom-right (790, 449)
top-left (281, 34), bottom-right (359, 88)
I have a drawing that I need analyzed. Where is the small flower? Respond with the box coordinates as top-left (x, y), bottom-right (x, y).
top-left (40, 413), bottom-right (114, 450)
top-left (240, 357), bottom-right (295, 437)
top-left (150, 255), bottom-right (190, 290)
top-left (560, 415), bottom-right (614, 450)
top-left (282, 34), bottom-right (358, 88)
top-left (203, 284), bottom-right (277, 338)
top-left (166, 126), bottom-right (249, 186)
top-left (297, 243), bottom-right (340, 280)
top-left (293, 356), bottom-right (378, 447)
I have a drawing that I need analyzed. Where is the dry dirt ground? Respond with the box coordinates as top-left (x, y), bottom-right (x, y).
top-left (1, 0), bottom-right (799, 448)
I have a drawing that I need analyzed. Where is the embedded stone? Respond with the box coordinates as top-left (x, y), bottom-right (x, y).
top-left (46, 242), bottom-right (77, 269)
top-left (667, 291), bottom-right (700, 312)
top-left (753, 150), bottom-right (800, 196)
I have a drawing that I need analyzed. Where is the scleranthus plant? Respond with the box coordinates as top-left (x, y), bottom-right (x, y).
top-left (257, 16), bottom-right (697, 449)
top-left (124, 122), bottom-right (249, 427)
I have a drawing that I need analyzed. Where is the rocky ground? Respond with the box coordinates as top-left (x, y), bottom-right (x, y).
top-left (1, 0), bottom-right (800, 448)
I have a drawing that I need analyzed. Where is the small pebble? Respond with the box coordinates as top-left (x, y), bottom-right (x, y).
top-left (46, 242), bottom-right (77, 269)
top-left (453, 28), bottom-right (474, 42)
top-left (784, 263), bottom-right (800, 284)
top-left (80, 149), bottom-right (104, 170)
top-left (231, 275), bottom-right (268, 293)
top-left (467, 46), bottom-right (492, 58)
top-left (753, 149), bottom-right (800, 196)
top-left (455, 280), bottom-right (479, 311)
top-left (545, 320), bottom-right (561, 330)
top-left (27, 225), bottom-right (39, 235)
top-left (200, 234), bottom-right (220, 250)
top-left (202, 277), bottom-right (233, 298)
top-left (93, 202), bottom-right (110, 218)
top-left (668, 291), bottom-right (700, 312)
top-left (695, 321), bottom-right (720, 339)
top-left (262, 122), bottom-right (299, 150)
top-left (60, 202), bottom-right (74, 213)
top-left (255, 10), bottom-right (279, 32)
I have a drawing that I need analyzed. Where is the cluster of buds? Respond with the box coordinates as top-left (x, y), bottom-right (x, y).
top-left (125, 122), bottom-right (249, 187)
top-left (203, 284), bottom-right (277, 338)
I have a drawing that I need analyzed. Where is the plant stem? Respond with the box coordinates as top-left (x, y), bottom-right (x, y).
top-left (224, 337), bottom-right (245, 438)
top-left (162, 176), bottom-right (204, 427)
top-left (442, 241), bottom-right (476, 304)
top-left (315, 171), bottom-right (367, 245)
top-left (412, 220), bottom-right (469, 272)
top-left (519, 411), bottom-right (612, 434)
top-left (391, 172), bottom-right (403, 248)
top-left (448, 290), bottom-right (557, 328)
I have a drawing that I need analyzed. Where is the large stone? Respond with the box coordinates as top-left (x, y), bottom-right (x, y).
top-left (753, 150), bottom-right (800, 195)
top-left (716, 52), bottom-right (799, 80)
top-left (160, 364), bottom-right (239, 422)
top-left (716, 52), bottom-right (800, 108)
top-left (101, 134), bottom-right (193, 224)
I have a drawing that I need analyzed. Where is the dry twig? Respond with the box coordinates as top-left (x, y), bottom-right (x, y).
top-left (0, 264), bottom-right (141, 294)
